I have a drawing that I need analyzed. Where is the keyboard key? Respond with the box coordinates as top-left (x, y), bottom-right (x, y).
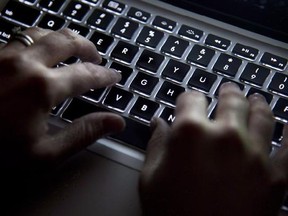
top-left (136, 26), bottom-right (164, 49)
top-left (87, 9), bottom-right (114, 30)
top-left (156, 81), bottom-right (185, 105)
top-left (268, 73), bottom-right (288, 97)
top-left (162, 59), bottom-right (190, 83)
top-left (232, 43), bottom-right (259, 60)
top-left (102, 0), bottom-right (126, 14)
top-left (82, 88), bottom-right (106, 102)
top-left (246, 88), bottom-right (273, 104)
top-left (38, 14), bottom-right (65, 30)
top-left (213, 54), bottom-right (242, 77)
top-left (178, 24), bottom-right (203, 41)
top-left (90, 31), bottom-right (114, 53)
top-left (187, 45), bottom-right (215, 67)
top-left (130, 72), bottom-right (159, 95)
top-left (127, 7), bottom-right (151, 23)
top-left (272, 122), bottom-right (284, 144)
top-left (0, 18), bottom-right (18, 42)
top-left (103, 87), bottom-right (134, 111)
top-left (109, 62), bottom-right (133, 85)
top-left (240, 63), bottom-right (270, 87)
top-left (50, 102), bottom-right (65, 116)
top-left (2, 1), bottom-right (41, 26)
top-left (63, 1), bottom-right (90, 21)
top-left (130, 97), bottom-right (159, 121)
top-left (261, 52), bottom-right (287, 70)
top-left (160, 107), bottom-right (176, 124)
top-left (152, 16), bottom-right (177, 32)
top-left (161, 36), bottom-right (189, 58)
top-left (205, 34), bottom-right (231, 50)
top-left (83, 0), bottom-right (99, 5)
top-left (111, 17), bottom-right (139, 39)
top-left (215, 78), bottom-right (244, 96)
top-left (136, 50), bottom-right (165, 73)
top-left (110, 117), bottom-right (151, 150)
top-left (188, 68), bottom-right (217, 93)
top-left (67, 23), bottom-right (90, 37)
top-left (273, 98), bottom-right (288, 122)
top-left (39, 0), bottom-right (66, 12)
top-left (111, 41), bottom-right (139, 63)
top-left (61, 98), bottom-right (107, 122)
top-left (25, 0), bottom-right (38, 3)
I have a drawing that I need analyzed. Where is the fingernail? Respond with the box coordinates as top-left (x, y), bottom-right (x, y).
top-left (110, 69), bottom-right (122, 81)
top-left (248, 93), bottom-right (266, 102)
top-left (220, 82), bottom-right (240, 90)
top-left (150, 117), bottom-right (158, 131)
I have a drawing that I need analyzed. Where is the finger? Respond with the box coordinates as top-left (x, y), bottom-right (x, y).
top-left (24, 28), bottom-right (101, 67)
top-left (142, 118), bottom-right (171, 175)
top-left (4, 27), bottom-right (52, 51)
top-left (216, 82), bottom-right (249, 127)
top-left (247, 93), bottom-right (274, 153)
top-left (49, 63), bottom-right (121, 105)
top-left (173, 91), bottom-right (209, 129)
top-left (33, 112), bottom-right (125, 162)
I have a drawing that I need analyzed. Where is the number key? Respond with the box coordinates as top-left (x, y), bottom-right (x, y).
top-left (269, 73), bottom-right (288, 97)
top-left (187, 45), bottom-right (215, 68)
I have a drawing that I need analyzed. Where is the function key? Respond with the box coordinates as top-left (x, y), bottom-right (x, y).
top-left (213, 54), bottom-right (242, 77)
top-left (232, 43), bottom-right (259, 60)
top-left (240, 63), bottom-right (270, 87)
top-left (83, 0), bottom-right (99, 6)
top-left (2, 1), bottom-right (41, 26)
top-left (102, 0), bottom-right (126, 14)
top-left (90, 31), bottom-right (114, 54)
top-left (268, 73), bottom-right (288, 97)
top-left (187, 44), bottom-right (215, 68)
top-left (39, 0), bottom-right (66, 12)
top-left (67, 23), bottom-right (90, 37)
top-left (63, 1), bottom-right (90, 21)
top-left (127, 7), bottom-right (151, 23)
top-left (111, 17), bottom-right (139, 39)
top-left (261, 52), bottom-right (287, 71)
top-left (87, 9), bottom-right (114, 30)
top-left (273, 98), bottom-right (288, 122)
top-left (0, 18), bottom-right (18, 42)
top-left (130, 97), bottom-right (159, 122)
top-left (161, 36), bottom-right (189, 58)
top-left (38, 14), bottom-right (65, 30)
top-left (178, 24), bottom-right (204, 42)
top-left (136, 26), bottom-right (164, 49)
top-left (205, 34), bottom-right (231, 51)
top-left (152, 16), bottom-right (177, 32)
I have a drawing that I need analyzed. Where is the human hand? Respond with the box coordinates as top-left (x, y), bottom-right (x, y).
top-left (140, 83), bottom-right (288, 216)
top-left (0, 27), bottom-right (125, 173)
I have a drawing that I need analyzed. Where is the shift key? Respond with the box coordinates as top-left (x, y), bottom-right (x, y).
top-left (2, 1), bottom-right (41, 26)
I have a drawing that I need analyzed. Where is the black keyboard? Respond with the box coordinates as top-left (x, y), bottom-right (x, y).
top-left (1, 0), bottom-right (288, 159)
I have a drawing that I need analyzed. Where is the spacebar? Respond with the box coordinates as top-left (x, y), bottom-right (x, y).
top-left (61, 98), bottom-right (151, 150)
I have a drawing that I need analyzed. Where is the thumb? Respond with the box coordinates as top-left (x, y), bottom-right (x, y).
top-left (35, 112), bottom-right (125, 163)
top-left (141, 118), bottom-right (170, 181)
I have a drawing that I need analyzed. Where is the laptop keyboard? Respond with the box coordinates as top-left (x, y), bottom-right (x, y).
top-left (1, 0), bottom-right (288, 211)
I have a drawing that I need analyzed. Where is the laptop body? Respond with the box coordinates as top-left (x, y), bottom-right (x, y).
top-left (0, 0), bottom-right (288, 215)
